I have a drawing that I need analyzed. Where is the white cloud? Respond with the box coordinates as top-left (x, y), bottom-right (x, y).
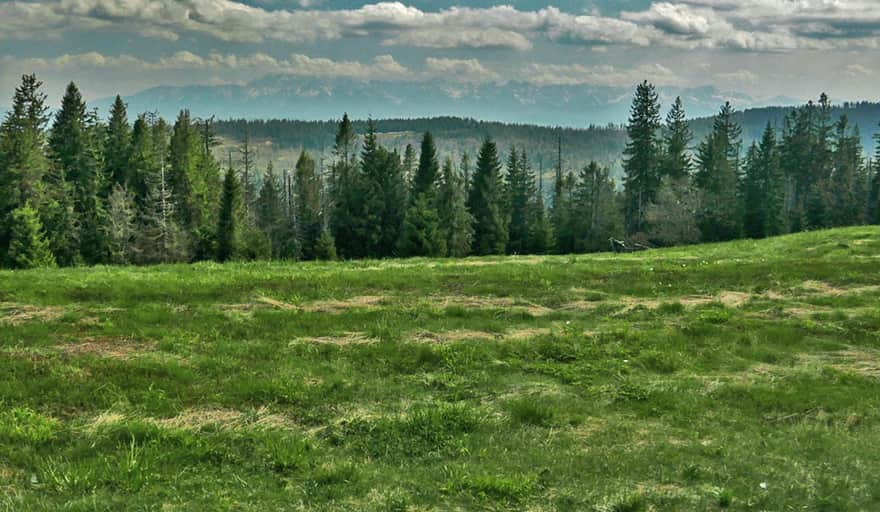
top-left (423, 58), bottom-right (501, 84)
top-left (520, 62), bottom-right (682, 88)
top-left (4, 0), bottom-right (876, 52)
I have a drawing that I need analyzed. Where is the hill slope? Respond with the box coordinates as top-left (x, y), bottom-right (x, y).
top-left (2, 227), bottom-right (880, 510)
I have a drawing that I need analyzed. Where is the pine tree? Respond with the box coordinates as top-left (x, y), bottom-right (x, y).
top-left (103, 95), bottom-right (131, 191)
top-left (437, 157), bottom-right (474, 257)
top-left (695, 102), bottom-right (742, 242)
top-left (506, 147), bottom-right (536, 254)
top-left (868, 128), bottom-right (880, 224)
top-left (314, 228), bottom-right (338, 261)
top-left (742, 142), bottom-right (766, 238)
top-left (527, 158), bottom-right (552, 255)
top-left (0, 75), bottom-right (51, 262)
top-left (329, 114), bottom-right (362, 259)
top-left (828, 116), bottom-right (866, 227)
top-left (167, 110), bottom-right (202, 230)
top-left (216, 163), bottom-right (240, 262)
top-left (660, 97), bottom-right (692, 180)
top-left (48, 83), bottom-right (107, 264)
top-left (467, 137), bottom-right (508, 255)
top-left (294, 150), bottom-right (323, 259)
top-left (256, 162), bottom-right (284, 256)
top-left (622, 81), bottom-right (662, 235)
top-left (238, 127), bottom-right (257, 224)
top-left (413, 132), bottom-right (440, 198)
top-left (6, 202), bottom-right (56, 269)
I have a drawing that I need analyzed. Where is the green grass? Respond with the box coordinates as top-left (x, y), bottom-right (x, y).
top-left (1, 226), bottom-right (880, 510)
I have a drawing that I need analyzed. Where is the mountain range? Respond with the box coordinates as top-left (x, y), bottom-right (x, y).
top-left (90, 75), bottom-right (803, 128)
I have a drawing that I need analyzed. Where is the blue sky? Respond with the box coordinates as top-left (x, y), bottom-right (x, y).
top-left (1, 0), bottom-right (878, 108)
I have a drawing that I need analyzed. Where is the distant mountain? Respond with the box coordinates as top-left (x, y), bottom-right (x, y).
top-left (91, 75), bottom-right (801, 128)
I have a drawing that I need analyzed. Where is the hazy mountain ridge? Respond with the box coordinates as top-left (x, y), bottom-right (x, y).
top-left (91, 75), bottom-right (802, 128)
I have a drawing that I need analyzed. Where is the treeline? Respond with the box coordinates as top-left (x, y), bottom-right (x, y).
top-left (0, 75), bottom-right (879, 269)
top-left (624, 82), bottom-right (880, 246)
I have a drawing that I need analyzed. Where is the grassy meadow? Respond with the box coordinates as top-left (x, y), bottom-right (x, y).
top-left (1, 227), bottom-right (880, 511)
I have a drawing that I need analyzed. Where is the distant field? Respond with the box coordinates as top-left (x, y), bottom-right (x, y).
top-left (2, 227), bottom-right (880, 510)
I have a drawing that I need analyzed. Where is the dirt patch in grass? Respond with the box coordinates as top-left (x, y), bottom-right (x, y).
top-left (0, 302), bottom-right (65, 325)
top-left (55, 337), bottom-right (156, 360)
top-left (292, 332), bottom-right (378, 346)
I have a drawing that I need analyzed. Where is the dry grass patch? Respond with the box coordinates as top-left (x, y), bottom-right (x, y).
top-left (0, 302), bottom-right (65, 325)
top-left (303, 295), bottom-right (387, 313)
top-left (800, 349), bottom-right (880, 378)
top-left (433, 295), bottom-right (553, 316)
top-left (292, 332), bottom-right (378, 346)
top-left (55, 337), bottom-right (156, 361)
top-left (88, 408), bottom-right (296, 433)
top-left (410, 328), bottom-right (550, 344)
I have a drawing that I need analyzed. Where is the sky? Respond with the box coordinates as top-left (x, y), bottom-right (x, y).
top-left (1, 0), bottom-right (879, 108)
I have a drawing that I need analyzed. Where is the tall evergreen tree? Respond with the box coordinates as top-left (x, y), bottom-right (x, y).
top-left (49, 83), bottom-right (107, 264)
top-left (256, 162), bottom-right (284, 255)
top-left (437, 157), bottom-right (474, 257)
top-left (413, 132), bottom-right (440, 198)
top-left (695, 102), bottom-right (742, 242)
top-left (294, 150), bottom-right (323, 259)
top-left (467, 137), bottom-right (508, 255)
top-left (506, 147), bottom-right (536, 254)
top-left (868, 128), bottom-right (880, 224)
top-left (139, 138), bottom-right (186, 264)
top-left (329, 114), bottom-right (362, 259)
top-left (216, 162), bottom-right (240, 263)
top-left (103, 95), bottom-right (131, 191)
top-left (827, 116), bottom-right (866, 227)
top-left (660, 96), bottom-right (692, 180)
top-left (622, 81), bottom-right (662, 235)
top-left (105, 184), bottom-right (138, 264)
top-left (573, 161), bottom-right (622, 252)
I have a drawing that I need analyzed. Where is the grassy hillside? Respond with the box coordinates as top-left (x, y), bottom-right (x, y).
top-left (2, 227), bottom-right (880, 510)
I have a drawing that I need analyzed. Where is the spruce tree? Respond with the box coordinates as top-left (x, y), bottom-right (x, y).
top-left (329, 114), bottom-right (362, 259)
top-left (0, 75), bottom-right (51, 261)
top-left (216, 163), bottom-right (240, 262)
top-left (49, 83), bottom-right (107, 264)
top-left (294, 150), bottom-right (323, 260)
top-left (828, 116), bottom-right (866, 227)
top-left (6, 202), bottom-right (56, 269)
top-left (437, 157), bottom-right (474, 257)
top-left (167, 110), bottom-right (202, 230)
top-left (103, 95), bottom-right (131, 191)
top-left (695, 102), bottom-right (742, 242)
top-left (573, 161), bottom-right (622, 252)
top-left (314, 228), bottom-right (338, 261)
top-left (139, 141), bottom-right (186, 264)
top-left (868, 128), bottom-right (880, 224)
top-left (506, 147), bottom-right (536, 254)
top-left (400, 131), bottom-right (444, 257)
top-left (413, 132), bottom-right (440, 198)
top-left (256, 162), bottom-right (284, 256)
top-left (660, 97), bottom-right (692, 180)
top-left (467, 137), bottom-right (508, 255)
top-left (622, 81), bottom-right (662, 235)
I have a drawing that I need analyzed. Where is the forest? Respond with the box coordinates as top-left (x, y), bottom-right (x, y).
top-left (1, 75), bottom-right (879, 269)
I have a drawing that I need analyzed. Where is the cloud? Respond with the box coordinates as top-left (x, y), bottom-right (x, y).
top-left (2, 51), bottom-right (414, 82)
top-left (3, 0), bottom-right (876, 52)
top-left (717, 69), bottom-right (760, 85)
top-left (519, 62), bottom-right (682, 88)
top-left (423, 58), bottom-right (502, 84)
top-left (844, 64), bottom-right (873, 78)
